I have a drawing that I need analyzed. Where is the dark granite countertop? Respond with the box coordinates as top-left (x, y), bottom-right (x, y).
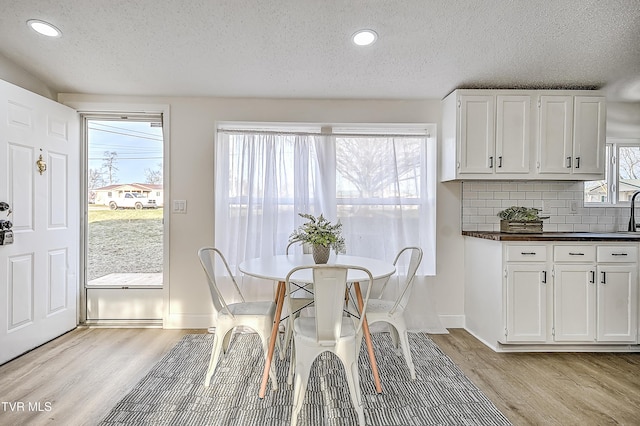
top-left (462, 231), bottom-right (640, 242)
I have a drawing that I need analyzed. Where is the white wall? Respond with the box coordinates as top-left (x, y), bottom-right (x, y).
top-left (58, 93), bottom-right (466, 330)
top-left (0, 52), bottom-right (56, 100)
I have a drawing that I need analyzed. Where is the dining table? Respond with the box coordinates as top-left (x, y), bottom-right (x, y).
top-left (239, 253), bottom-right (396, 398)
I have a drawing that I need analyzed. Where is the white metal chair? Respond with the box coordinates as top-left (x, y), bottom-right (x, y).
top-left (279, 241), bottom-right (314, 360)
top-left (286, 264), bottom-right (374, 426)
top-left (365, 246), bottom-right (423, 380)
top-left (197, 247), bottom-right (278, 389)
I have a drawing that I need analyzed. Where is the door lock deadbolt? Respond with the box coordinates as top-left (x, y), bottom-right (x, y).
top-left (0, 202), bottom-right (13, 245)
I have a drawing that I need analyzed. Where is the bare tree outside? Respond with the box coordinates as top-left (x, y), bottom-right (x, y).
top-left (144, 163), bottom-right (163, 184)
top-left (102, 151), bottom-right (119, 184)
top-left (336, 137), bottom-right (420, 198)
top-left (619, 147), bottom-right (640, 179)
top-left (88, 168), bottom-right (106, 204)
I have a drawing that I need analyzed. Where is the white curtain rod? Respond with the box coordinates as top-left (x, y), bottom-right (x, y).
top-left (218, 129), bottom-right (431, 138)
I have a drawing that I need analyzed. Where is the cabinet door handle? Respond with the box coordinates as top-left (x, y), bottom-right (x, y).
top-left (521, 252), bottom-right (537, 255)
top-left (489, 156), bottom-right (494, 168)
top-left (575, 157), bottom-right (580, 168)
top-left (498, 156), bottom-right (503, 168)
top-left (569, 252), bottom-right (584, 256)
top-left (541, 270), bottom-right (547, 284)
top-left (611, 253), bottom-right (628, 256)
top-left (600, 271), bottom-right (606, 284)
top-left (589, 271), bottom-right (595, 284)
top-left (566, 156), bottom-right (572, 168)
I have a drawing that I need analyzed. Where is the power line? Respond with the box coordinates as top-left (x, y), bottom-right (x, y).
top-left (88, 157), bottom-right (163, 160)
top-left (88, 126), bottom-right (163, 142)
top-left (89, 121), bottom-right (162, 138)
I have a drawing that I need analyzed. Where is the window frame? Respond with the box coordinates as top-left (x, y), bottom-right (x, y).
top-left (214, 122), bottom-right (437, 275)
top-left (584, 138), bottom-right (640, 207)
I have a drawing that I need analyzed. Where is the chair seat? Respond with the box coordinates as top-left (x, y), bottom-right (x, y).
top-left (294, 316), bottom-right (357, 342)
top-left (224, 301), bottom-right (276, 317)
top-left (366, 299), bottom-right (404, 317)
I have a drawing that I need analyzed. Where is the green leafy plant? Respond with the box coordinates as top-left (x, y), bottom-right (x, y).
top-left (289, 213), bottom-right (346, 254)
top-left (497, 206), bottom-right (549, 222)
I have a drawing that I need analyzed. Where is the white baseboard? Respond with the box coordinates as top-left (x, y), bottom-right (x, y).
top-left (163, 313), bottom-right (214, 329)
top-left (163, 313), bottom-right (468, 333)
top-left (437, 315), bottom-right (465, 330)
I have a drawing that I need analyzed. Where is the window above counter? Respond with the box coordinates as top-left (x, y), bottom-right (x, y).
top-left (584, 138), bottom-right (640, 206)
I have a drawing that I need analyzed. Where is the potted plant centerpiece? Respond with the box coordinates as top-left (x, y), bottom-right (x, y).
top-left (497, 206), bottom-right (549, 233)
top-left (289, 213), bottom-right (346, 264)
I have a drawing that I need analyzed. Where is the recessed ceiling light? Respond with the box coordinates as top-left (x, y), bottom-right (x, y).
top-left (27, 19), bottom-right (62, 37)
top-left (352, 29), bottom-right (377, 46)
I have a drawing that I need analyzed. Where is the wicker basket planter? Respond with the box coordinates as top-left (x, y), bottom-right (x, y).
top-left (500, 220), bottom-right (543, 234)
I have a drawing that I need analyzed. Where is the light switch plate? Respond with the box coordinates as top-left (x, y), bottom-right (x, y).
top-left (570, 200), bottom-right (578, 214)
top-left (172, 200), bottom-right (187, 214)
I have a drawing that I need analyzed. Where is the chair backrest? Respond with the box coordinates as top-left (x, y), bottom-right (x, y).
top-left (197, 247), bottom-right (245, 317)
top-left (380, 247), bottom-right (423, 314)
top-left (285, 264), bottom-right (374, 346)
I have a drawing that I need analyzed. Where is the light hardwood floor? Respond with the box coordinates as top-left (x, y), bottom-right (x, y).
top-left (0, 327), bottom-right (201, 426)
top-left (1, 327), bottom-right (639, 425)
top-left (430, 329), bottom-right (640, 425)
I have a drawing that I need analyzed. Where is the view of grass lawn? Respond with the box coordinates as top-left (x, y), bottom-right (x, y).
top-left (87, 206), bottom-right (163, 281)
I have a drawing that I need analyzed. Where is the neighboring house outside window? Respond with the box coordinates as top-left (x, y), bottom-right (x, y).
top-left (584, 139), bottom-right (640, 205)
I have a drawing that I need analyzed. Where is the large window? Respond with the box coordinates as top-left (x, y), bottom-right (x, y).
top-left (215, 123), bottom-right (436, 279)
top-left (585, 139), bottom-right (640, 205)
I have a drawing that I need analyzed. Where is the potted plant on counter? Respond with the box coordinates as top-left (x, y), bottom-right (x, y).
top-left (497, 206), bottom-right (549, 233)
top-left (289, 213), bottom-right (346, 263)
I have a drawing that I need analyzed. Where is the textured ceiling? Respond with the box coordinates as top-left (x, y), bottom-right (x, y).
top-left (0, 0), bottom-right (638, 100)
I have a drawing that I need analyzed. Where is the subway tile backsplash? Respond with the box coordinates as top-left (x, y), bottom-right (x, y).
top-left (461, 181), bottom-right (627, 233)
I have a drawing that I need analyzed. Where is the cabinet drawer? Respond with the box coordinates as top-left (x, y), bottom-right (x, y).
top-left (597, 246), bottom-right (638, 263)
top-left (554, 245), bottom-right (596, 262)
top-left (506, 245), bottom-right (547, 262)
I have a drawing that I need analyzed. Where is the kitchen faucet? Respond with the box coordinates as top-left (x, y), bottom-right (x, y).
top-left (628, 190), bottom-right (640, 231)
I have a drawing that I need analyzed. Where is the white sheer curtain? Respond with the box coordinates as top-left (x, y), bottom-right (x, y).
top-left (214, 125), bottom-right (444, 332)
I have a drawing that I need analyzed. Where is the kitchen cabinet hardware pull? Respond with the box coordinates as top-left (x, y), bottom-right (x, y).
top-left (541, 271), bottom-right (547, 283)
top-left (569, 252), bottom-right (584, 256)
top-left (611, 253), bottom-right (628, 256)
top-left (575, 157), bottom-right (580, 168)
top-left (600, 271), bottom-right (606, 284)
top-left (489, 156), bottom-right (494, 168)
top-left (589, 271), bottom-right (595, 284)
top-left (566, 156), bottom-right (572, 168)
top-left (498, 156), bottom-right (503, 168)
top-left (521, 252), bottom-right (537, 255)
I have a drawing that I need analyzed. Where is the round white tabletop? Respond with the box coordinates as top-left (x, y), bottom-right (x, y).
top-left (239, 254), bottom-right (395, 283)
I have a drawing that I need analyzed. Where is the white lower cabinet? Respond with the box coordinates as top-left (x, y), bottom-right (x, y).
top-left (504, 245), bottom-right (548, 343)
top-left (553, 263), bottom-right (597, 341)
top-left (596, 263), bottom-right (637, 342)
top-left (465, 237), bottom-right (639, 351)
top-left (553, 245), bottom-right (638, 343)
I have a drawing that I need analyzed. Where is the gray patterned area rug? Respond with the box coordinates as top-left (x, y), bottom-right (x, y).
top-left (100, 332), bottom-right (511, 426)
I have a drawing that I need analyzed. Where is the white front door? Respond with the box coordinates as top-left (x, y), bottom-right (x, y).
top-left (0, 79), bottom-right (79, 364)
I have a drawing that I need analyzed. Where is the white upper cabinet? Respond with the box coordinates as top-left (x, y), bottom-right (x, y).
top-left (441, 89), bottom-right (605, 181)
top-left (538, 95), bottom-right (573, 174)
top-left (496, 95), bottom-right (531, 174)
top-left (457, 94), bottom-right (495, 174)
top-left (573, 96), bottom-right (606, 175)
top-left (538, 95), bottom-right (606, 176)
